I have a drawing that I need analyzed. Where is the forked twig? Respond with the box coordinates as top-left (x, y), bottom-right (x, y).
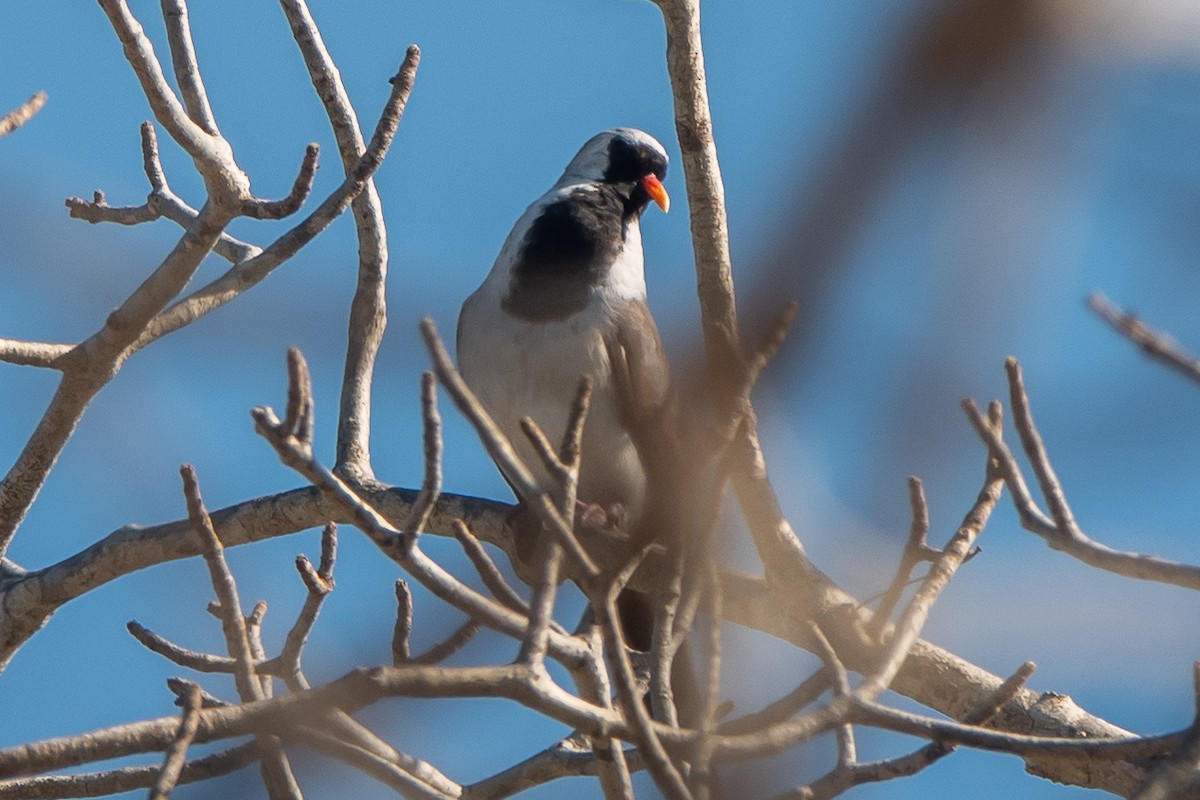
top-left (963, 359), bottom-right (1200, 590)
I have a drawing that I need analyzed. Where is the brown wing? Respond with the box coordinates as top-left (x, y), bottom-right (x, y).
top-left (604, 298), bottom-right (685, 559)
top-left (606, 298), bottom-right (674, 439)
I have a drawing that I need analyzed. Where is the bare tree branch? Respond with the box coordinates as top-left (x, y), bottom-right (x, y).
top-left (392, 579), bottom-right (414, 664)
top-left (277, 0), bottom-right (395, 482)
top-left (146, 683), bottom-right (203, 800)
top-left (793, 661), bottom-right (1037, 800)
top-left (1130, 663), bottom-right (1200, 800)
top-left (180, 465), bottom-right (301, 799)
top-left (1089, 292), bottom-right (1200, 385)
top-left (158, 0), bottom-right (218, 135)
top-left (0, 743), bottom-right (258, 800)
top-left (451, 520), bottom-right (531, 615)
top-left (4, 5), bottom-right (1191, 797)
top-left (963, 359), bottom-right (1200, 590)
top-left (419, 318), bottom-right (599, 579)
top-left (403, 372), bottom-right (443, 536)
top-left (0, 91), bottom-right (46, 138)
top-left (250, 348), bottom-right (592, 667)
top-left (649, 0), bottom-right (741, 397)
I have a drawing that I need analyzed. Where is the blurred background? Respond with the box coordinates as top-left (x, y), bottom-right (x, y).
top-left (4, 0), bottom-right (1200, 797)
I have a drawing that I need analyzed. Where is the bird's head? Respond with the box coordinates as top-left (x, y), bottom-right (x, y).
top-left (559, 128), bottom-right (670, 214)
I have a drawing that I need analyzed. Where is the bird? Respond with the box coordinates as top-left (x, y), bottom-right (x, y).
top-left (456, 127), bottom-right (717, 747)
top-left (456, 127), bottom-right (671, 534)
top-left (456, 127), bottom-right (673, 647)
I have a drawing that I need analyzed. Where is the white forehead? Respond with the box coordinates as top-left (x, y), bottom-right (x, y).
top-left (557, 128), bottom-right (667, 184)
top-left (611, 127), bottom-right (666, 156)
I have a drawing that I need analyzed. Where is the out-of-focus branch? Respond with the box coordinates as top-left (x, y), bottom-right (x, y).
top-left (1089, 292), bottom-right (1200, 385)
top-left (0, 92), bottom-right (46, 138)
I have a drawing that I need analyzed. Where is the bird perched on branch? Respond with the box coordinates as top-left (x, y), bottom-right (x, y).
top-left (456, 127), bottom-right (673, 646)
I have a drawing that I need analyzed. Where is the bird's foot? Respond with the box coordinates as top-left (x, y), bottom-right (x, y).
top-left (575, 500), bottom-right (626, 531)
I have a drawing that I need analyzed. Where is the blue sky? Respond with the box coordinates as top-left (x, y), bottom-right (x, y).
top-left (3, 2), bottom-right (1200, 798)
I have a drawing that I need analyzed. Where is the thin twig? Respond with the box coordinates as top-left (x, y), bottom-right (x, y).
top-left (245, 600), bottom-right (273, 697)
top-left (870, 476), bottom-right (951, 638)
top-left (127, 620), bottom-right (238, 673)
top-left (0, 742), bottom-right (258, 800)
top-left (856, 430), bottom-right (1004, 699)
top-left (180, 466), bottom-right (300, 799)
top-left (569, 626), bottom-right (635, 800)
top-left (791, 662), bottom-right (1037, 800)
top-left (181, 466), bottom-right (264, 702)
top-left (159, 0), bottom-right (218, 134)
top-left (688, 560), bottom-right (725, 799)
top-left (414, 620), bottom-right (481, 665)
top-left (278, 523), bottom-right (338, 685)
top-left (595, 584), bottom-right (693, 800)
top-left (516, 543), bottom-right (562, 666)
top-left (650, 553), bottom-right (686, 727)
top-left (464, 735), bottom-right (641, 800)
top-left (147, 683), bottom-right (203, 800)
top-left (393, 580), bottom-right (413, 664)
top-left (402, 372), bottom-right (442, 538)
top-left (242, 144), bottom-right (320, 220)
top-left (962, 364), bottom-right (1200, 591)
top-left (1088, 292), bottom-right (1200, 385)
top-left (451, 520), bottom-right (531, 615)
top-left (419, 318), bottom-right (597, 578)
top-left (167, 678), bottom-right (226, 710)
top-left (806, 623), bottom-right (855, 772)
top-left (251, 349), bottom-right (590, 666)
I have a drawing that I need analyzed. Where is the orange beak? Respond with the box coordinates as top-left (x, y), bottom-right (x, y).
top-left (641, 173), bottom-right (670, 213)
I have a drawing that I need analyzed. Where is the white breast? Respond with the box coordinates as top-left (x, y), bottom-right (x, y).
top-left (456, 208), bottom-right (650, 517)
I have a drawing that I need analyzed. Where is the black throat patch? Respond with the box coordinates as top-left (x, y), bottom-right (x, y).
top-left (503, 186), bottom-right (631, 322)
